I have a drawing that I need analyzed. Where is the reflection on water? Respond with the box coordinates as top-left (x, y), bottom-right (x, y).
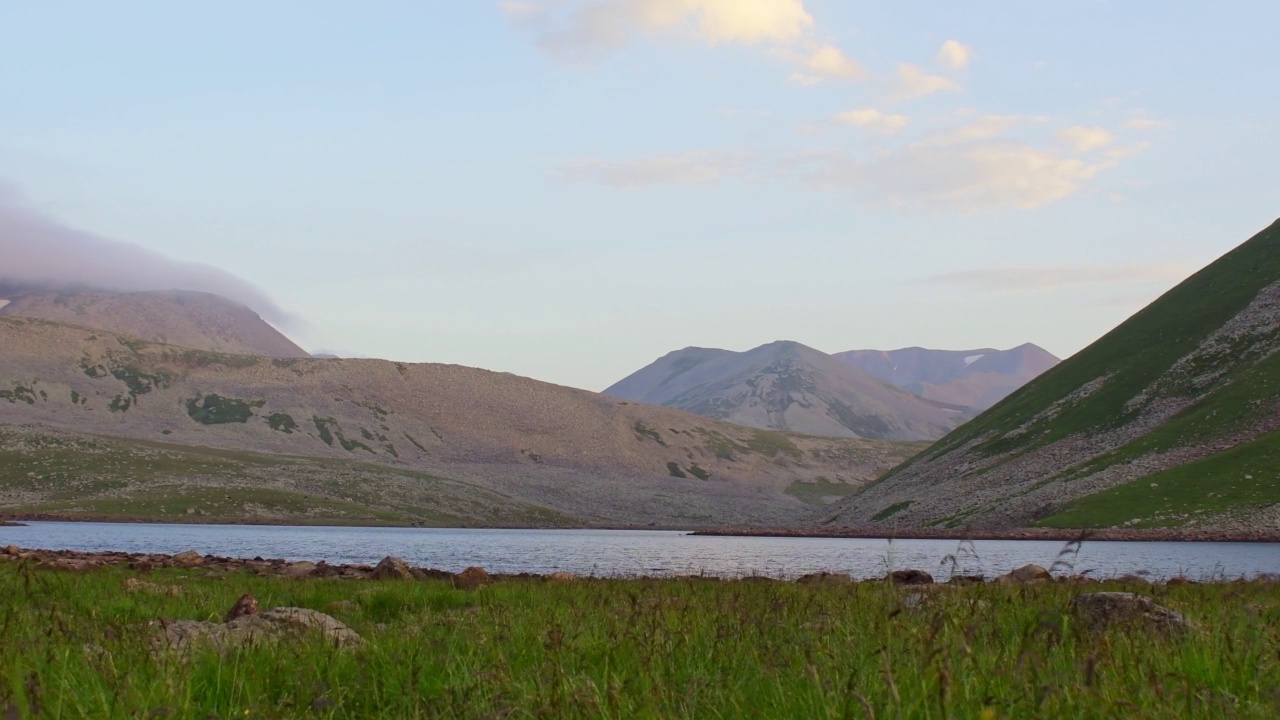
top-left (2, 522), bottom-right (1277, 581)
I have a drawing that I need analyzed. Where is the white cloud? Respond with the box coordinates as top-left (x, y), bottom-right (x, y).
top-left (1055, 126), bottom-right (1115, 153)
top-left (936, 40), bottom-right (972, 69)
top-left (791, 42), bottom-right (864, 81)
top-left (835, 108), bottom-right (909, 135)
top-left (1125, 118), bottom-right (1171, 130)
top-left (520, 0), bottom-right (816, 63)
top-left (784, 142), bottom-right (1113, 212)
top-left (555, 151), bottom-right (753, 187)
top-left (915, 264), bottom-right (1189, 292)
top-left (889, 63), bottom-right (963, 102)
top-left (920, 114), bottom-right (1021, 145)
top-left (504, 1), bottom-right (868, 85)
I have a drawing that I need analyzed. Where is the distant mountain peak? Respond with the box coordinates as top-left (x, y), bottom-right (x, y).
top-left (605, 342), bottom-right (966, 440)
top-left (833, 344), bottom-right (1059, 411)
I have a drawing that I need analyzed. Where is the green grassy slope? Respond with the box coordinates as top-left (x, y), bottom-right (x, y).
top-left (918, 218), bottom-right (1280, 465)
top-left (837, 219), bottom-right (1280, 529)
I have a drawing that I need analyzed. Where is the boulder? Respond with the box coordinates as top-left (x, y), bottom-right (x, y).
top-left (171, 550), bottom-right (204, 568)
top-left (547, 572), bottom-right (579, 582)
top-left (454, 566), bottom-right (491, 590)
top-left (370, 556), bottom-right (415, 581)
top-left (153, 607), bottom-right (362, 655)
top-left (1165, 577), bottom-right (1195, 587)
top-left (280, 561), bottom-right (319, 579)
top-left (1116, 573), bottom-right (1151, 585)
top-left (42, 558), bottom-right (99, 571)
top-left (887, 569), bottom-right (934, 585)
top-left (1070, 592), bottom-right (1192, 636)
top-left (796, 572), bottom-right (853, 585)
top-left (997, 564), bottom-right (1051, 583)
top-left (4, 544), bottom-right (19, 556)
top-left (224, 593), bottom-right (260, 622)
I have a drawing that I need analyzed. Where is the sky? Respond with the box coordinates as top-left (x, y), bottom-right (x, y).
top-left (1, 1), bottom-right (1277, 391)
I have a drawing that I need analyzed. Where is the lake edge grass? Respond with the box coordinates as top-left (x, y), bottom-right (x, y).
top-left (1, 560), bottom-right (1278, 719)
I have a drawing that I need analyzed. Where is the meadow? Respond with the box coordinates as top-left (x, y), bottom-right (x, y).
top-left (1, 559), bottom-right (1278, 719)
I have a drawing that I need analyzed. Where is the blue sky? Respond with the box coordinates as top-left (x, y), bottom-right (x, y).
top-left (1, 1), bottom-right (1277, 390)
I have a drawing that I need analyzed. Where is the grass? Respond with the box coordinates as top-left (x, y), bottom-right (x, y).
top-left (1, 563), bottom-right (1278, 718)
top-left (186, 394), bottom-right (266, 425)
top-left (0, 428), bottom-right (576, 528)
top-left (912, 219), bottom-right (1280, 467)
top-left (785, 478), bottom-right (862, 505)
top-left (1038, 429), bottom-right (1280, 528)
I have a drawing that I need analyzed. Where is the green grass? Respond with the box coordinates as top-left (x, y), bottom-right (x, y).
top-left (186, 394), bottom-right (266, 425)
top-left (1, 564), bottom-right (1278, 718)
top-left (872, 500), bottom-right (914, 521)
top-left (785, 478), bottom-right (861, 505)
top-left (1039, 429), bottom-right (1280, 528)
top-left (913, 220), bottom-right (1280, 467)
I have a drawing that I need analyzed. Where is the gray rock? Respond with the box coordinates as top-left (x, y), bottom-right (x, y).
top-left (153, 607), bottom-right (362, 655)
top-left (370, 556), bottom-right (414, 581)
top-left (454, 566), bottom-right (491, 590)
top-left (888, 569), bottom-right (934, 585)
top-left (1070, 592), bottom-right (1192, 636)
top-left (171, 550), bottom-right (204, 568)
top-left (997, 564), bottom-right (1051, 583)
top-left (280, 561), bottom-right (318, 578)
top-left (796, 572), bottom-right (853, 585)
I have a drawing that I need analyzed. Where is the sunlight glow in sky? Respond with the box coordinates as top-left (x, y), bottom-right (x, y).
top-left (2, 1), bottom-right (1277, 389)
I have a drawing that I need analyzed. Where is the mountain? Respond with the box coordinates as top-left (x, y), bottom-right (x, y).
top-left (0, 290), bottom-right (308, 358)
top-left (0, 317), bottom-right (921, 527)
top-left (823, 219), bottom-right (1280, 533)
top-left (604, 341), bottom-right (967, 441)
top-left (834, 344), bottom-right (1060, 411)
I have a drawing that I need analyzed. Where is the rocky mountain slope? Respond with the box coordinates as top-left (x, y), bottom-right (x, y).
top-left (0, 318), bottom-right (920, 527)
top-left (824, 219), bottom-right (1280, 532)
top-left (0, 290), bottom-right (308, 358)
top-left (604, 341), bottom-right (966, 441)
top-left (834, 344), bottom-right (1059, 411)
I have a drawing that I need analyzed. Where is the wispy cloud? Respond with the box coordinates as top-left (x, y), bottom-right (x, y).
top-left (501, 1), bottom-right (866, 84)
top-left (914, 264), bottom-right (1189, 292)
top-left (835, 108), bottom-right (909, 135)
top-left (554, 150), bottom-right (754, 188)
top-left (1055, 125), bottom-right (1115, 153)
top-left (888, 63), bottom-right (963, 102)
top-left (781, 142), bottom-right (1113, 212)
top-left (936, 40), bottom-right (972, 70)
top-left (1124, 117), bottom-right (1171, 131)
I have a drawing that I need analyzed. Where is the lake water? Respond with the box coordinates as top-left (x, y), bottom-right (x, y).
top-left (3, 522), bottom-right (1278, 581)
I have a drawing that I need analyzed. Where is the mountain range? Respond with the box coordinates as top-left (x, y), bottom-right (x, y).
top-left (824, 218), bottom-right (1280, 533)
top-left (605, 341), bottom-right (970, 441)
top-left (834, 344), bottom-right (1059, 411)
top-left (604, 341), bottom-right (1057, 441)
top-left (0, 315), bottom-right (921, 527)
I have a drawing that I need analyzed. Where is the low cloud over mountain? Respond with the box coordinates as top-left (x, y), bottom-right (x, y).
top-left (0, 185), bottom-right (291, 325)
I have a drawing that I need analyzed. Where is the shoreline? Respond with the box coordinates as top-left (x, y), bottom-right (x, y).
top-left (689, 526), bottom-right (1280, 543)
top-left (6, 513), bottom-right (1280, 543)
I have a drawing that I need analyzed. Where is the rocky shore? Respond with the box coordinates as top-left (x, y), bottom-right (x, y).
top-left (690, 526), bottom-right (1280, 543)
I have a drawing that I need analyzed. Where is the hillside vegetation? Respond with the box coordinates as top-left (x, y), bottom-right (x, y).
top-left (825, 219), bottom-right (1280, 532)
